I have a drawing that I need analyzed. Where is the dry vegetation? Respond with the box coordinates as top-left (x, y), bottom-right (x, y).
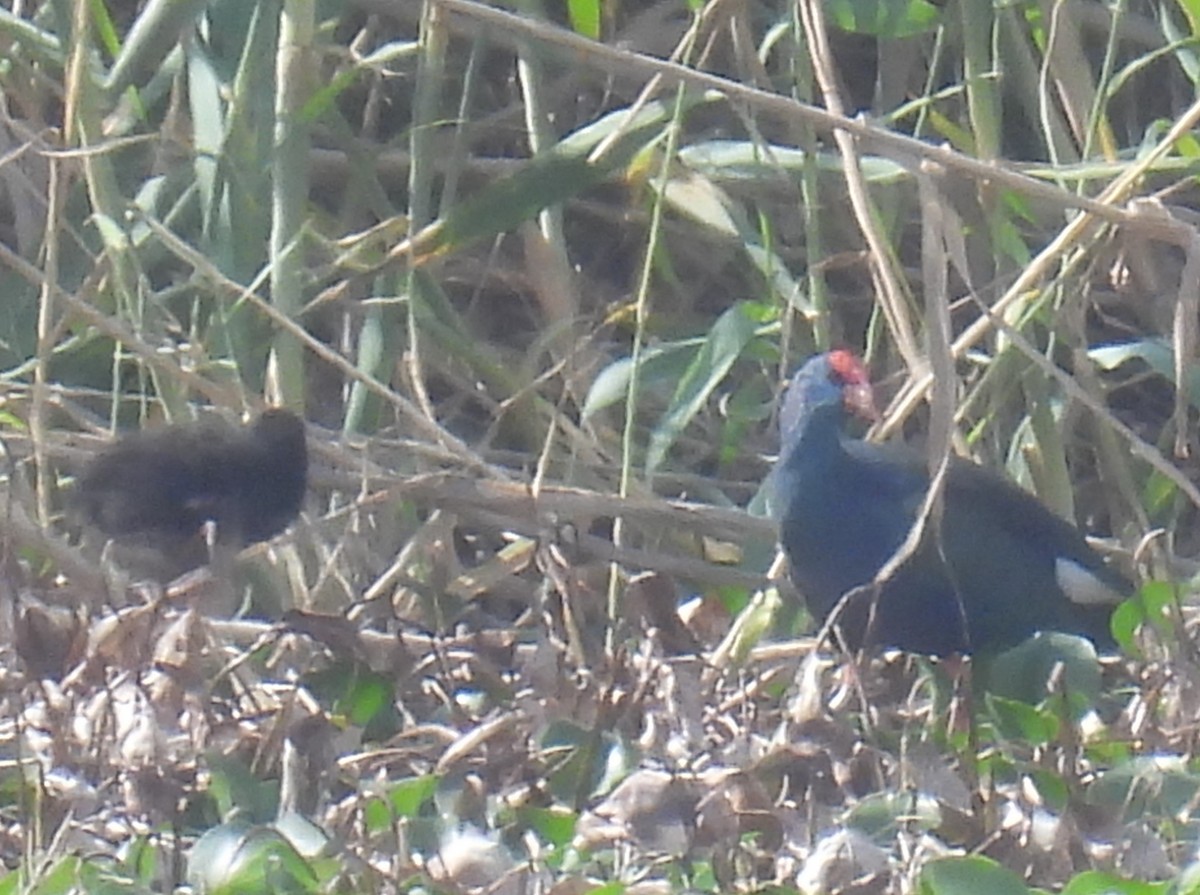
top-left (3, 0), bottom-right (1200, 891)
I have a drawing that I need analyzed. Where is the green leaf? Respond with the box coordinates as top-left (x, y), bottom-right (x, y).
top-left (1089, 340), bottom-right (1200, 410)
top-left (719, 375), bottom-right (774, 468)
top-left (540, 722), bottom-right (632, 803)
top-left (104, 0), bottom-right (212, 96)
top-left (662, 169), bottom-right (741, 237)
top-left (389, 774), bottom-right (439, 819)
top-left (341, 670), bottom-right (392, 727)
top-left (1111, 581), bottom-right (1176, 652)
top-left (206, 754), bottom-right (279, 824)
top-left (982, 632), bottom-right (1102, 710)
top-left (274, 813), bottom-right (330, 860)
top-left (582, 339), bottom-right (705, 419)
top-left (302, 40), bottom-right (420, 123)
top-left (846, 791), bottom-right (941, 837)
top-left (824, 0), bottom-right (943, 37)
top-left (659, 170), bottom-right (809, 314)
top-left (1141, 468), bottom-right (1178, 516)
top-left (989, 205), bottom-right (1034, 267)
top-left (1087, 755), bottom-right (1200, 822)
top-left (303, 661), bottom-right (397, 733)
top-left (1162, 0), bottom-right (1200, 79)
top-left (1062, 871), bottom-right (1169, 895)
top-left (520, 806), bottom-right (578, 847)
top-left (188, 824), bottom-right (319, 895)
top-left (567, 0), bottom-right (601, 39)
top-left (18, 856), bottom-right (83, 895)
top-left (363, 797), bottom-right (392, 834)
top-left (984, 695), bottom-right (1059, 746)
top-left (1027, 769), bottom-right (1070, 810)
top-left (585, 884), bottom-right (628, 895)
top-left (919, 855), bottom-right (1033, 895)
top-left (1175, 859), bottom-right (1200, 895)
top-left (409, 145), bottom-right (652, 264)
top-left (679, 140), bottom-right (909, 184)
top-left (645, 302), bottom-right (760, 475)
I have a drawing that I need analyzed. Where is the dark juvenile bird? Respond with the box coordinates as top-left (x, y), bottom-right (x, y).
top-left (771, 350), bottom-right (1128, 656)
top-left (76, 408), bottom-right (307, 549)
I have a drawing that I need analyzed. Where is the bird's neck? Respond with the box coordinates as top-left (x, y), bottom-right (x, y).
top-left (780, 403), bottom-right (847, 471)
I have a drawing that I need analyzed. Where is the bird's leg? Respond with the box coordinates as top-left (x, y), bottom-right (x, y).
top-left (933, 653), bottom-right (991, 822)
top-left (939, 653), bottom-right (980, 770)
top-left (202, 520), bottom-right (218, 563)
top-left (198, 520), bottom-right (240, 616)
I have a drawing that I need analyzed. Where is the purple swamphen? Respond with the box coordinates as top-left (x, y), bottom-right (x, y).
top-left (771, 351), bottom-right (1129, 656)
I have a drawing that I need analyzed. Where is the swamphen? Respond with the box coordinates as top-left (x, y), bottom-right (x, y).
top-left (76, 408), bottom-right (308, 548)
top-left (771, 351), bottom-right (1128, 656)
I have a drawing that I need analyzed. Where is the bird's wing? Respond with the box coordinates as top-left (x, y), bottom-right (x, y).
top-left (839, 439), bottom-right (928, 501)
top-left (945, 459), bottom-right (1129, 594)
top-left (942, 461), bottom-right (1102, 557)
top-left (842, 439), bottom-right (1128, 593)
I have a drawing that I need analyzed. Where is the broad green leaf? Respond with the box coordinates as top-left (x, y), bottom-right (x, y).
top-left (341, 670), bottom-right (392, 727)
top-left (1111, 581), bottom-right (1176, 652)
top-left (389, 774), bottom-right (439, 818)
top-left (663, 169), bottom-right (740, 237)
top-left (189, 824), bottom-right (318, 895)
top-left (540, 721), bottom-right (632, 803)
top-left (646, 301), bottom-right (761, 475)
top-left (1087, 754), bottom-right (1200, 822)
top-left (15, 856), bottom-right (83, 895)
top-left (274, 813), bottom-right (331, 859)
top-left (520, 806), bottom-right (578, 847)
top-left (186, 38), bottom-right (225, 227)
top-left (983, 632), bottom-right (1102, 711)
top-left (582, 339), bottom-right (706, 419)
top-left (1062, 871), bottom-right (1169, 895)
top-left (363, 797), bottom-right (392, 834)
top-left (304, 661), bottom-right (396, 730)
top-left (919, 855), bottom-right (1032, 895)
top-left (1090, 340), bottom-right (1200, 409)
top-left (846, 791), bottom-right (942, 837)
top-left (1026, 769), bottom-right (1070, 809)
top-left (567, 0), bottom-right (601, 39)
top-left (206, 754), bottom-right (279, 824)
top-left (984, 695), bottom-right (1059, 746)
top-left (659, 168), bottom-right (810, 313)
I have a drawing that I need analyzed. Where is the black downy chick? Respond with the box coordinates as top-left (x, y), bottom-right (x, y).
top-left (76, 408), bottom-right (308, 556)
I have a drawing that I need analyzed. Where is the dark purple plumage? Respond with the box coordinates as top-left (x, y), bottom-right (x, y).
top-left (76, 408), bottom-right (308, 548)
top-left (771, 351), bottom-right (1127, 656)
